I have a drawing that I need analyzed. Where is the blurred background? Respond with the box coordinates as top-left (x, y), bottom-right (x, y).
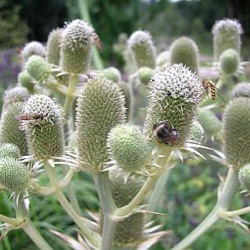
top-left (1, 0), bottom-right (250, 249)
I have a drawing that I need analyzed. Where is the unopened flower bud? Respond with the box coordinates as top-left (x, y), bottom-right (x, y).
top-left (137, 67), bottom-right (154, 85)
top-left (238, 164), bottom-right (250, 190)
top-left (18, 71), bottom-right (35, 92)
top-left (231, 82), bottom-right (250, 99)
top-left (189, 121), bottom-right (204, 143)
top-left (101, 67), bottom-right (121, 83)
top-left (0, 144), bottom-right (21, 159)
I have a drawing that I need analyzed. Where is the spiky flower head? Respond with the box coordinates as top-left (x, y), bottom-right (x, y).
top-left (231, 82), bottom-right (250, 99)
top-left (189, 121), bottom-right (204, 143)
top-left (21, 94), bottom-right (65, 159)
top-left (60, 19), bottom-right (93, 74)
top-left (0, 157), bottom-right (31, 192)
top-left (137, 67), bottom-right (154, 85)
top-left (144, 64), bottom-right (203, 146)
top-left (3, 86), bottom-right (30, 110)
top-left (212, 18), bottom-right (243, 61)
top-left (18, 71), bottom-right (35, 92)
top-left (101, 67), bottom-right (121, 83)
top-left (169, 36), bottom-right (199, 73)
top-left (128, 30), bottom-right (156, 69)
top-left (107, 124), bottom-right (151, 175)
top-left (21, 41), bottom-right (46, 64)
top-left (0, 144), bottom-right (21, 159)
top-left (109, 172), bottom-right (145, 247)
top-left (238, 164), bottom-right (250, 191)
top-left (0, 102), bottom-right (28, 156)
top-left (219, 48), bottom-right (240, 76)
top-left (223, 97), bottom-right (250, 168)
top-left (76, 76), bottom-right (126, 172)
top-left (46, 28), bottom-right (62, 65)
top-left (26, 55), bottom-right (51, 83)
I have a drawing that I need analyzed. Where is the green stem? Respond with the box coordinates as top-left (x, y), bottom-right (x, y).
top-left (78, 0), bottom-right (104, 70)
top-left (43, 160), bottom-right (101, 249)
top-left (114, 147), bottom-right (172, 218)
top-left (171, 167), bottom-right (240, 250)
top-left (220, 206), bottom-right (250, 217)
top-left (93, 171), bottom-right (117, 250)
top-left (0, 214), bottom-right (24, 226)
top-left (16, 194), bottom-right (53, 250)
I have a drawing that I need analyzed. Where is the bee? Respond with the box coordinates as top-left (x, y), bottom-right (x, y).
top-left (90, 29), bottom-right (102, 50)
top-left (202, 79), bottom-right (225, 102)
top-left (153, 120), bottom-right (179, 145)
top-left (16, 112), bottom-right (44, 121)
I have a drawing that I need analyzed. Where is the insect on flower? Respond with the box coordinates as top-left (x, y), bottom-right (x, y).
top-left (153, 120), bottom-right (179, 145)
top-left (202, 79), bottom-right (225, 102)
top-left (16, 112), bottom-right (44, 121)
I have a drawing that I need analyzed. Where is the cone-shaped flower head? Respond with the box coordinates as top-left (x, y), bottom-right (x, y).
top-left (3, 86), bottom-right (30, 110)
top-left (76, 76), bottom-right (126, 171)
top-left (109, 172), bottom-right (145, 247)
top-left (0, 157), bottom-right (31, 192)
top-left (21, 95), bottom-right (65, 159)
top-left (107, 124), bottom-right (151, 174)
top-left (223, 97), bottom-right (250, 168)
top-left (18, 71), bottom-right (35, 92)
top-left (144, 64), bottom-right (203, 146)
top-left (170, 36), bottom-right (199, 73)
top-left (0, 102), bottom-right (28, 156)
top-left (212, 18), bottom-right (243, 61)
top-left (21, 41), bottom-right (46, 65)
top-left (101, 67), bottom-right (121, 83)
top-left (219, 48), bottom-right (240, 76)
top-left (0, 144), bottom-right (21, 159)
top-left (238, 164), bottom-right (250, 191)
top-left (60, 19), bottom-right (93, 74)
top-left (46, 28), bottom-right (62, 65)
top-left (137, 67), bottom-right (154, 86)
top-left (231, 82), bottom-right (250, 99)
top-left (26, 55), bottom-right (51, 83)
top-left (188, 121), bottom-right (204, 143)
top-left (128, 30), bottom-right (156, 69)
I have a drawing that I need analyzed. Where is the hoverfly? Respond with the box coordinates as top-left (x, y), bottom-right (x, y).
top-left (16, 112), bottom-right (44, 121)
top-left (153, 120), bottom-right (179, 145)
top-left (202, 79), bottom-right (225, 102)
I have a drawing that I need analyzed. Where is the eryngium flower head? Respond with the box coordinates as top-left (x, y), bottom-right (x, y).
top-left (144, 64), bottom-right (203, 146)
top-left (46, 28), bottom-right (63, 65)
top-left (137, 67), bottom-right (154, 86)
top-left (18, 71), bottom-right (35, 92)
top-left (26, 55), bottom-right (51, 83)
top-left (60, 19), bottom-right (93, 74)
top-left (188, 121), bottom-right (204, 143)
top-left (0, 157), bottom-right (30, 192)
top-left (223, 97), bottom-right (250, 168)
top-left (0, 102), bottom-right (28, 156)
top-left (238, 164), bottom-right (250, 190)
top-left (101, 67), bottom-right (121, 83)
top-left (128, 30), bottom-right (156, 69)
top-left (107, 124), bottom-right (151, 174)
top-left (76, 76), bottom-right (126, 171)
top-left (170, 36), bottom-right (199, 73)
top-left (219, 48), bottom-right (240, 76)
top-left (21, 95), bottom-right (65, 159)
top-left (21, 41), bottom-right (46, 64)
top-left (0, 144), bottom-right (21, 159)
top-left (212, 18), bottom-right (243, 61)
top-left (231, 82), bottom-right (250, 99)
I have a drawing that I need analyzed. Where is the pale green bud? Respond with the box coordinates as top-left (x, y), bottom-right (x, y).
top-left (137, 67), bottom-right (154, 85)
top-left (238, 164), bottom-right (250, 190)
top-left (21, 41), bottom-right (46, 64)
top-left (156, 50), bottom-right (170, 68)
top-left (219, 49), bottom-right (240, 76)
top-left (60, 19), bottom-right (93, 74)
top-left (76, 76), bottom-right (126, 171)
top-left (0, 102), bottom-right (28, 156)
top-left (144, 64), bottom-right (203, 146)
top-left (107, 124), bottom-right (151, 174)
top-left (223, 97), bottom-right (250, 168)
top-left (212, 18), bottom-right (243, 61)
top-left (0, 157), bottom-right (30, 192)
top-left (231, 83), bottom-right (250, 99)
top-left (128, 30), bottom-right (156, 69)
top-left (101, 67), bottom-right (121, 83)
top-left (18, 71), bottom-right (35, 92)
top-left (26, 55), bottom-right (51, 83)
top-left (21, 95), bottom-right (65, 159)
top-left (3, 86), bottom-right (30, 110)
top-left (46, 28), bottom-right (62, 65)
top-left (0, 144), bottom-right (21, 159)
top-left (170, 36), bottom-right (199, 73)
top-left (198, 109), bottom-right (222, 137)
top-left (189, 121), bottom-right (204, 143)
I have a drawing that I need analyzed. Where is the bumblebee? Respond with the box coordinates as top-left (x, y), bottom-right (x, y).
top-left (153, 120), bottom-right (179, 145)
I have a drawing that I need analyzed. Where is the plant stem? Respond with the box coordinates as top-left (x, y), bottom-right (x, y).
top-left (16, 193), bottom-right (53, 250)
top-left (220, 206), bottom-right (250, 217)
top-left (43, 160), bottom-right (101, 249)
top-left (93, 171), bottom-right (117, 250)
top-left (0, 214), bottom-right (24, 226)
top-left (171, 167), bottom-right (240, 250)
